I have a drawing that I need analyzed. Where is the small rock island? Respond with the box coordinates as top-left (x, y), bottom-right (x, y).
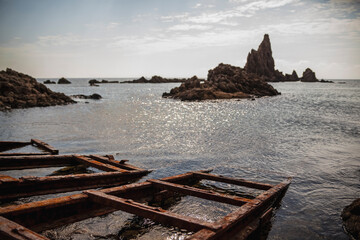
top-left (0, 68), bottom-right (75, 111)
top-left (163, 34), bottom-right (326, 101)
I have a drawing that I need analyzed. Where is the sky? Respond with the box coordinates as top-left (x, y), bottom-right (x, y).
top-left (0, 0), bottom-right (359, 79)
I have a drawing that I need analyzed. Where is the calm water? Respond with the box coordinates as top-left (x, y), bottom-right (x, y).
top-left (0, 79), bottom-right (359, 239)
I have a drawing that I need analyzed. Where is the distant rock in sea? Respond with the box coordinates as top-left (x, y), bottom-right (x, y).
top-left (162, 64), bottom-right (280, 101)
top-left (58, 77), bottom-right (71, 84)
top-left (284, 70), bottom-right (299, 82)
top-left (0, 68), bottom-right (75, 111)
top-left (244, 34), bottom-right (285, 82)
top-left (44, 79), bottom-right (56, 84)
top-left (342, 198), bottom-right (360, 240)
top-left (71, 93), bottom-right (102, 100)
top-left (301, 68), bottom-right (318, 82)
top-left (122, 75), bottom-right (188, 83)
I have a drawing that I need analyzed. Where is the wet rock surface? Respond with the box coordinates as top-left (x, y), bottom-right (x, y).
top-left (57, 77), bottom-right (71, 84)
top-left (342, 198), bottom-right (360, 240)
top-left (162, 64), bottom-right (280, 101)
top-left (0, 68), bottom-right (75, 111)
top-left (122, 75), bottom-right (188, 83)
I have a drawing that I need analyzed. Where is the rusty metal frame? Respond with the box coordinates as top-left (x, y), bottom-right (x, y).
top-left (0, 171), bottom-right (291, 240)
top-left (0, 154), bottom-right (150, 200)
top-left (0, 139), bottom-right (59, 156)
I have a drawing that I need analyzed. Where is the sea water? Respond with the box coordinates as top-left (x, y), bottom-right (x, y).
top-left (0, 79), bottom-right (359, 239)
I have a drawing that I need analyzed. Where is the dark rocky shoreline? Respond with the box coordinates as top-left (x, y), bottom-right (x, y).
top-left (0, 68), bottom-right (75, 111)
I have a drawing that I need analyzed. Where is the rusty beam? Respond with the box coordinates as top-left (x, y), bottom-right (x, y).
top-left (0, 141), bottom-right (30, 153)
top-left (89, 155), bottom-right (144, 171)
top-left (0, 155), bottom-right (76, 170)
top-left (148, 179), bottom-right (253, 206)
top-left (0, 172), bottom-right (197, 232)
top-left (202, 178), bottom-right (292, 240)
top-left (85, 190), bottom-right (220, 232)
top-left (30, 139), bottom-right (58, 155)
top-left (73, 155), bottom-right (127, 172)
top-left (192, 172), bottom-right (273, 190)
top-left (0, 216), bottom-right (49, 240)
top-left (0, 170), bottom-right (148, 200)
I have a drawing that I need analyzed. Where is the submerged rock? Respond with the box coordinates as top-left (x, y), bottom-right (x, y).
top-left (162, 64), bottom-right (280, 101)
top-left (301, 68), bottom-right (318, 82)
top-left (58, 77), bottom-right (71, 84)
top-left (71, 93), bottom-right (102, 100)
top-left (342, 198), bottom-right (360, 240)
top-left (0, 68), bottom-right (75, 111)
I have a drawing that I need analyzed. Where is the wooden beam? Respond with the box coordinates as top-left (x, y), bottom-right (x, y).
top-left (73, 155), bottom-right (127, 172)
top-left (0, 141), bottom-right (30, 153)
top-left (30, 139), bottom-right (58, 155)
top-left (89, 155), bottom-right (144, 171)
top-left (148, 179), bottom-right (253, 206)
top-left (0, 171), bottom-right (148, 200)
top-left (0, 155), bottom-right (76, 170)
top-left (192, 172), bottom-right (273, 190)
top-left (0, 153), bottom-right (49, 157)
top-left (84, 190), bottom-right (220, 232)
top-left (207, 178), bottom-right (292, 240)
top-left (0, 172), bottom-right (197, 232)
top-left (0, 216), bottom-right (49, 240)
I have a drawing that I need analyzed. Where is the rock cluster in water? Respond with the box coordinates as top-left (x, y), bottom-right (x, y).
top-left (122, 75), bottom-right (189, 84)
top-left (57, 77), bottom-right (71, 84)
top-left (342, 198), bottom-right (360, 240)
top-left (71, 93), bottom-right (102, 100)
top-left (162, 64), bottom-right (279, 101)
top-left (163, 34), bottom-right (330, 101)
top-left (0, 68), bottom-right (75, 111)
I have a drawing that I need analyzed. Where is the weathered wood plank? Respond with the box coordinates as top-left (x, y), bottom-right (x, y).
top-left (85, 190), bottom-right (220, 232)
top-left (0, 216), bottom-right (49, 240)
top-left (0, 141), bottom-right (30, 153)
top-left (31, 139), bottom-right (58, 155)
top-left (0, 155), bottom-right (76, 170)
top-left (0, 171), bottom-right (148, 200)
top-left (148, 179), bottom-right (253, 206)
top-left (192, 172), bottom-right (273, 190)
top-left (73, 155), bottom-right (127, 172)
top-left (207, 178), bottom-right (291, 240)
top-left (0, 172), bottom-right (197, 231)
top-left (89, 155), bottom-right (144, 171)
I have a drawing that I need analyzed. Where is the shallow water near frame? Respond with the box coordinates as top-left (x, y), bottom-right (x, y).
top-left (1, 79), bottom-right (359, 239)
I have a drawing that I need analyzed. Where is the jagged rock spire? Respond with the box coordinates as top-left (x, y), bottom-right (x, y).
top-left (245, 34), bottom-right (276, 79)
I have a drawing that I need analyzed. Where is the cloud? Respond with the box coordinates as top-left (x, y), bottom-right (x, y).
top-left (168, 24), bottom-right (212, 31)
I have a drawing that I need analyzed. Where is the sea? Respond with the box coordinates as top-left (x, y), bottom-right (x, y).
top-left (0, 78), bottom-right (359, 240)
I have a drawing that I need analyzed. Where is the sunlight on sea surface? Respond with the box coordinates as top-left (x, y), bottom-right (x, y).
top-left (0, 79), bottom-right (359, 239)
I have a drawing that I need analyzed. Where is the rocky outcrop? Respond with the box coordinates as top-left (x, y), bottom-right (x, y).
top-left (162, 64), bottom-right (280, 101)
top-left (58, 77), bottom-right (71, 84)
top-left (44, 80), bottom-right (56, 84)
top-left (71, 93), bottom-right (102, 100)
top-left (122, 76), bottom-right (187, 83)
top-left (88, 79), bottom-right (118, 86)
top-left (0, 68), bottom-right (75, 111)
top-left (244, 34), bottom-right (285, 82)
top-left (284, 70), bottom-right (299, 82)
top-left (301, 68), bottom-right (318, 82)
top-left (342, 198), bottom-right (360, 240)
